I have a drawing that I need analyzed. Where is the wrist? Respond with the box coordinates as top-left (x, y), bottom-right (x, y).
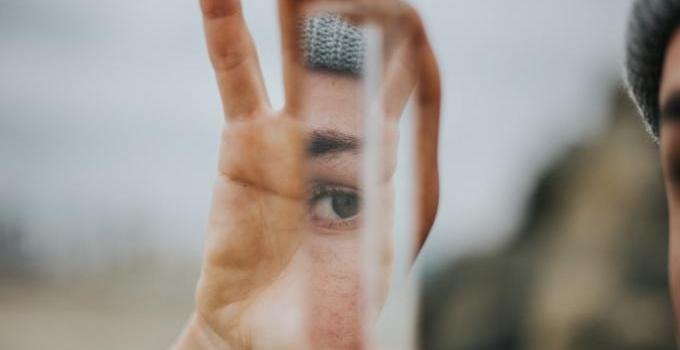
top-left (172, 313), bottom-right (230, 350)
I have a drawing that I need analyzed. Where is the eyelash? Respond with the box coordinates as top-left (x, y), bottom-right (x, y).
top-left (309, 184), bottom-right (355, 201)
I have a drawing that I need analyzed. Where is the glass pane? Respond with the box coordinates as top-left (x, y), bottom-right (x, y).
top-left (292, 3), bottom-right (423, 348)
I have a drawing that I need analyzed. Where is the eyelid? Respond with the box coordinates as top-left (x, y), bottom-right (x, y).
top-left (309, 183), bottom-right (359, 202)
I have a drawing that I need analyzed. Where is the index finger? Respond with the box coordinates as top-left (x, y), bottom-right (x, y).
top-left (201, 0), bottom-right (269, 120)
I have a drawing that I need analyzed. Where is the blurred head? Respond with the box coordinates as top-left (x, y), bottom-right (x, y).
top-left (626, 0), bottom-right (680, 334)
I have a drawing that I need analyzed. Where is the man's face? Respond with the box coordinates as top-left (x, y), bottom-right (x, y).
top-left (657, 29), bottom-right (680, 326)
top-left (298, 68), bottom-right (400, 348)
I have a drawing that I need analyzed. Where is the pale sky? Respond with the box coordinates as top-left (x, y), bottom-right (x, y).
top-left (0, 0), bottom-right (635, 272)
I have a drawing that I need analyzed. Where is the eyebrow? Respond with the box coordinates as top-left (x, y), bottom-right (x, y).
top-left (307, 130), bottom-right (360, 157)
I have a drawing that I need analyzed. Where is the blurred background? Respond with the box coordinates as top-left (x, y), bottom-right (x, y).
top-left (1, 0), bottom-right (672, 349)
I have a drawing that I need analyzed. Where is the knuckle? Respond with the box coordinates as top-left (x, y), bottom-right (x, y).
top-left (211, 45), bottom-right (250, 71)
top-left (392, 3), bottom-right (424, 37)
top-left (406, 8), bottom-right (425, 36)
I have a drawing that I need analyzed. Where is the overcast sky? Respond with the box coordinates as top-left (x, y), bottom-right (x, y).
top-left (0, 0), bottom-right (635, 271)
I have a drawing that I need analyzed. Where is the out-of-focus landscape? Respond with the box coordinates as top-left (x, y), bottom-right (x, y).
top-left (2, 1), bottom-right (670, 349)
top-left (421, 91), bottom-right (674, 350)
top-left (0, 263), bottom-right (196, 349)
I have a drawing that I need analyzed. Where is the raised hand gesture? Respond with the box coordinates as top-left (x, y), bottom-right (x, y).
top-left (174, 1), bottom-right (441, 348)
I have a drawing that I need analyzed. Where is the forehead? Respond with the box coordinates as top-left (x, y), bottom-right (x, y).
top-left (300, 71), bottom-right (363, 135)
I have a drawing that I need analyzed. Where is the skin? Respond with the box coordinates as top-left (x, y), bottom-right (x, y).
top-left (173, 0), bottom-right (441, 349)
top-left (659, 29), bottom-right (680, 335)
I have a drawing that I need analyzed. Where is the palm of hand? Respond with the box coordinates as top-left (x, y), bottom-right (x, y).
top-left (197, 115), bottom-right (310, 349)
top-left (175, 0), bottom-right (441, 349)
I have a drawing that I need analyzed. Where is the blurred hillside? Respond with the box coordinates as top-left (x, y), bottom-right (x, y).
top-left (421, 89), bottom-right (674, 350)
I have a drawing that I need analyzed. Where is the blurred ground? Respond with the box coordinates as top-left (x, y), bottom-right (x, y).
top-left (421, 90), bottom-right (675, 349)
top-left (0, 262), bottom-right (197, 350)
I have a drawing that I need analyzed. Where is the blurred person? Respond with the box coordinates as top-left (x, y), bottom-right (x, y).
top-left (172, 0), bottom-right (441, 349)
top-left (626, 0), bottom-right (680, 340)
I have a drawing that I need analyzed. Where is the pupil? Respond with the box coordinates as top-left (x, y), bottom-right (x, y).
top-left (331, 193), bottom-right (359, 219)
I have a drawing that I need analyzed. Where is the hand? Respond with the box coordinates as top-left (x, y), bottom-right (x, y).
top-left (173, 1), bottom-right (441, 349)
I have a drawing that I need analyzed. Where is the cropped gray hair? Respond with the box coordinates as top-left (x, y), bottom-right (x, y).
top-left (625, 0), bottom-right (680, 142)
top-left (302, 14), bottom-right (366, 76)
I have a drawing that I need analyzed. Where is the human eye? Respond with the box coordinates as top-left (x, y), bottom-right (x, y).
top-left (308, 183), bottom-right (361, 231)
